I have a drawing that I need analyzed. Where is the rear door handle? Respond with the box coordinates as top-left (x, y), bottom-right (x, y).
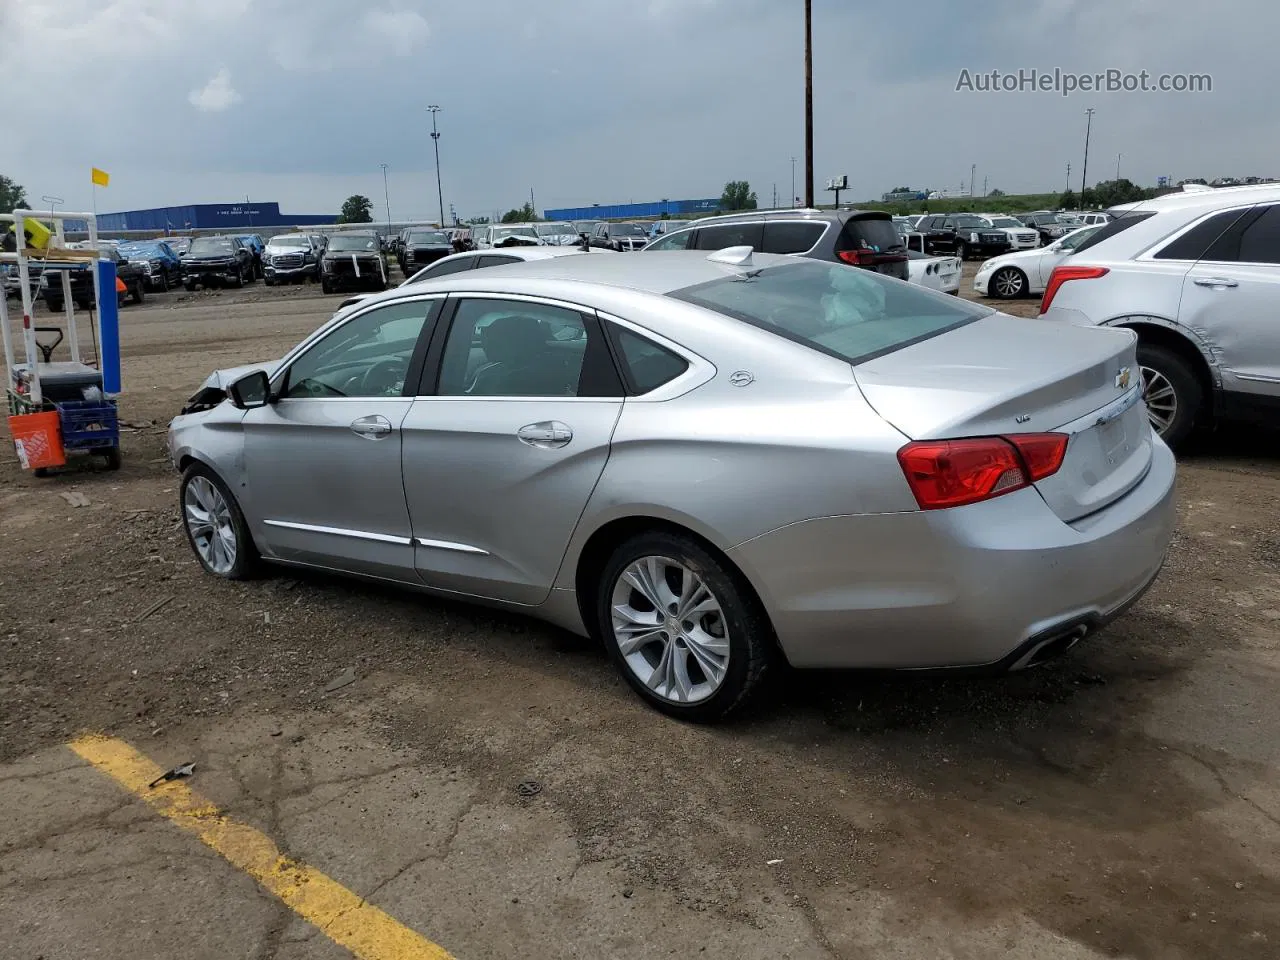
top-left (1193, 277), bottom-right (1238, 288)
top-left (517, 420), bottom-right (572, 448)
top-left (350, 414), bottom-right (392, 439)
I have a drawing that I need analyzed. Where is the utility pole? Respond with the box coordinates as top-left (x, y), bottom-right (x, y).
top-left (1116, 152), bottom-right (1122, 180)
top-left (379, 163), bottom-right (391, 237)
top-left (772, 182), bottom-right (777, 209)
top-left (970, 164), bottom-right (976, 197)
top-left (1066, 162), bottom-right (1071, 191)
top-left (803, 0), bottom-right (814, 209)
top-left (1081, 107), bottom-right (1095, 196)
top-left (530, 186), bottom-right (536, 219)
top-left (790, 157), bottom-right (797, 207)
top-left (246, 194), bottom-right (253, 229)
top-left (427, 104), bottom-right (444, 227)
top-left (982, 175), bottom-right (988, 197)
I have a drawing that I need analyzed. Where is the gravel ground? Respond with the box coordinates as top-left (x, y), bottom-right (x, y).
top-left (2, 262), bottom-right (1279, 958)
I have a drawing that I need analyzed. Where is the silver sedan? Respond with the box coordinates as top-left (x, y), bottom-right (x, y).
top-left (168, 249), bottom-right (1176, 721)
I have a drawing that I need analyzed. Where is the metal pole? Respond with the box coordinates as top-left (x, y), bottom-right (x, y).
top-left (970, 164), bottom-right (976, 197)
top-left (1066, 162), bottom-right (1071, 191)
top-left (1116, 152), bottom-right (1121, 180)
top-left (245, 194), bottom-right (253, 229)
top-left (803, 0), bottom-right (814, 209)
top-left (790, 157), bottom-right (796, 207)
top-left (380, 163), bottom-right (391, 237)
top-left (530, 186), bottom-right (536, 219)
top-left (1081, 107), bottom-right (1094, 196)
top-left (428, 105), bottom-right (444, 227)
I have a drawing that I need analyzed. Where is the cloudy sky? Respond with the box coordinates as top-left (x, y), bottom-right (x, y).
top-left (1, 0), bottom-right (1272, 221)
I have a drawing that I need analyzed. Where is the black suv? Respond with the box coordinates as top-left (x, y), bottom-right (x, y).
top-left (589, 222), bottom-right (651, 251)
top-left (915, 214), bottom-right (1011, 260)
top-left (397, 228), bottom-right (454, 276)
top-left (181, 236), bottom-right (256, 289)
top-left (42, 243), bottom-right (147, 310)
top-left (643, 209), bottom-right (909, 280)
top-left (1020, 212), bottom-right (1076, 244)
top-left (320, 231), bottom-right (388, 294)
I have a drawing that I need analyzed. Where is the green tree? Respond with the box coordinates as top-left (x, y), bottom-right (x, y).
top-left (987, 187), bottom-right (1006, 197)
top-left (719, 180), bottom-right (757, 211)
top-left (1079, 187), bottom-right (1098, 209)
top-left (1088, 178), bottom-right (1153, 208)
top-left (336, 195), bottom-right (373, 223)
top-left (0, 174), bottom-right (28, 213)
top-left (500, 202), bottom-right (536, 223)
top-left (1058, 188), bottom-right (1078, 210)
top-left (467, 216), bottom-right (490, 225)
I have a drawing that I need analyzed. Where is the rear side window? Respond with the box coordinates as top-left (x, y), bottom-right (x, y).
top-left (610, 326), bottom-right (689, 393)
top-left (761, 221), bottom-right (825, 254)
top-left (1069, 211), bottom-right (1156, 254)
top-left (839, 217), bottom-right (905, 254)
top-left (694, 222), bottom-right (764, 250)
top-left (1153, 209), bottom-right (1252, 261)
top-left (671, 260), bottom-right (985, 366)
top-left (1236, 205), bottom-right (1280, 264)
top-left (474, 254), bottom-right (521, 268)
top-left (411, 257), bottom-right (474, 281)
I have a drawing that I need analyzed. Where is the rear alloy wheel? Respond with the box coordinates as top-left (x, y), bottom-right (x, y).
top-left (598, 532), bottom-right (774, 722)
top-left (990, 266), bottom-right (1026, 299)
top-left (955, 241), bottom-right (968, 261)
top-left (1137, 342), bottom-right (1203, 451)
top-left (131, 280), bottom-right (145, 304)
top-left (180, 464), bottom-right (259, 579)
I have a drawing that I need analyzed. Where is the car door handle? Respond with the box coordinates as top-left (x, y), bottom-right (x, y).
top-left (350, 414), bottom-right (393, 439)
top-left (1193, 276), bottom-right (1238, 288)
top-left (517, 420), bottom-right (572, 448)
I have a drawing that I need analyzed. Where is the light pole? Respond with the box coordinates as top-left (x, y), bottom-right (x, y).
top-left (379, 163), bottom-right (392, 237)
top-left (427, 105), bottom-right (444, 227)
top-left (1081, 107), bottom-right (1095, 197)
top-left (970, 163), bottom-right (976, 197)
top-left (790, 157), bottom-right (797, 207)
top-left (803, 0), bottom-right (814, 209)
top-left (1116, 152), bottom-right (1122, 181)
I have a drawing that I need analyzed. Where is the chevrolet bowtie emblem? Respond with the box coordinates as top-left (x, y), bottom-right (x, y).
top-left (1115, 366), bottom-right (1132, 390)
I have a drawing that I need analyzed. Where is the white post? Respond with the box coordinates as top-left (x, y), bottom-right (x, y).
top-left (0, 246), bottom-right (13, 402)
top-left (13, 210), bottom-right (41, 404)
top-left (86, 213), bottom-right (98, 368)
top-left (53, 217), bottom-right (79, 362)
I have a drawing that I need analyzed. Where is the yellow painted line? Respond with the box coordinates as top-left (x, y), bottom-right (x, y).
top-left (68, 734), bottom-right (455, 960)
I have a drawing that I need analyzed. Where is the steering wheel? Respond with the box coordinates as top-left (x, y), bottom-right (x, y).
top-left (359, 357), bottom-right (408, 396)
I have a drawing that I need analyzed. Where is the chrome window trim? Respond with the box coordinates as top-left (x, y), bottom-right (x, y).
top-left (594, 308), bottom-right (717, 401)
top-left (263, 519), bottom-right (411, 545)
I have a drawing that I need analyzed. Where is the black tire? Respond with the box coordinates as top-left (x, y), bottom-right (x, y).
top-left (184, 281), bottom-right (196, 292)
top-left (179, 462), bottom-right (261, 580)
top-left (955, 241), bottom-right (968, 261)
top-left (988, 266), bottom-right (1027, 299)
top-left (232, 267), bottom-right (245, 289)
top-left (321, 278), bottom-right (334, 294)
top-left (264, 277), bottom-right (275, 287)
top-left (102, 446), bottom-right (122, 470)
top-left (1137, 342), bottom-right (1203, 452)
top-left (596, 530), bottom-right (775, 722)
top-left (131, 280), bottom-right (145, 304)
top-left (33, 467), bottom-right (50, 478)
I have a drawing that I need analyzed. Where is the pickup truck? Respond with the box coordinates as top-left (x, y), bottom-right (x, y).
top-left (41, 243), bottom-right (146, 309)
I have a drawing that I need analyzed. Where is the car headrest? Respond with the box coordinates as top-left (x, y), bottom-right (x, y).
top-left (480, 315), bottom-right (547, 365)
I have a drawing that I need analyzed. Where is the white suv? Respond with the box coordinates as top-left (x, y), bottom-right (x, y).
top-left (1039, 183), bottom-right (1280, 449)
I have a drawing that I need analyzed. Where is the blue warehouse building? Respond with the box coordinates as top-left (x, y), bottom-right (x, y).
top-left (94, 201), bottom-right (335, 233)
top-left (542, 198), bottom-right (721, 221)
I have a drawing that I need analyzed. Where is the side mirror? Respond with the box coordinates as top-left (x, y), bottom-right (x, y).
top-left (228, 370), bottom-right (272, 409)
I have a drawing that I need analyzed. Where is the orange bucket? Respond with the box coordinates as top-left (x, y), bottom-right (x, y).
top-left (8, 411), bottom-right (66, 470)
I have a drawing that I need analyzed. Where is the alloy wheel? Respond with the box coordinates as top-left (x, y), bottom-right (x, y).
top-left (992, 268), bottom-right (1024, 298)
top-left (183, 475), bottom-right (238, 574)
top-left (610, 556), bottom-right (730, 704)
top-left (1140, 365), bottom-right (1178, 436)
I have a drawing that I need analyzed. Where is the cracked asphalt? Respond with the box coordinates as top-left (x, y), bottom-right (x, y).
top-left (2, 264), bottom-right (1280, 958)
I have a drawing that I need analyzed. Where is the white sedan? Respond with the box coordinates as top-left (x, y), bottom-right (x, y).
top-left (972, 224), bottom-right (1102, 299)
top-left (907, 250), bottom-right (961, 294)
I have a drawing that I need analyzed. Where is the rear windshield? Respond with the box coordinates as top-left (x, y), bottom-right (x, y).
top-left (1069, 210), bottom-right (1156, 255)
top-left (841, 217), bottom-right (905, 255)
top-left (670, 260), bottom-right (986, 366)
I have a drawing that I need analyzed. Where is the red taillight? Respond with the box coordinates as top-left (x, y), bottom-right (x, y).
top-left (897, 433), bottom-right (1068, 510)
top-left (1038, 265), bottom-right (1109, 313)
top-left (837, 249), bottom-right (872, 265)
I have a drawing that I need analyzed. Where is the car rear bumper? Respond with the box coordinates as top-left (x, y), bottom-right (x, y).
top-left (728, 440), bottom-right (1177, 670)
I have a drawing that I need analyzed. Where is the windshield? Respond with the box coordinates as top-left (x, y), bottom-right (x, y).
top-left (328, 235), bottom-right (379, 252)
top-left (188, 238), bottom-right (234, 255)
top-left (671, 260), bottom-right (985, 366)
top-left (407, 231), bottom-right (450, 245)
top-left (986, 217), bottom-right (1024, 228)
top-left (493, 226), bottom-right (538, 239)
top-left (536, 223), bottom-right (576, 236)
top-left (612, 223), bottom-right (648, 236)
top-left (119, 242), bottom-right (163, 258)
top-left (268, 236), bottom-right (310, 249)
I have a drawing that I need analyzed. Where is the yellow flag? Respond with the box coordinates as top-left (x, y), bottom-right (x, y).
top-left (91, 167), bottom-right (110, 187)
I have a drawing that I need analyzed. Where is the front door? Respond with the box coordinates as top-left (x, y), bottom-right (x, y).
top-left (401, 295), bottom-right (624, 604)
top-left (1179, 203), bottom-right (1280, 400)
top-left (242, 296), bottom-right (441, 579)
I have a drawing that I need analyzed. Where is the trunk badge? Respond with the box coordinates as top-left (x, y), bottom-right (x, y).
top-left (729, 370), bottom-right (755, 387)
top-left (1115, 366), bottom-right (1132, 390)
top-left (1015, 414), bottom-right (1031, 423)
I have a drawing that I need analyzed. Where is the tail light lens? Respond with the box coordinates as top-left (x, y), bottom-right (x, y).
top-left (897, 433), bottom-right (1068, 510)
top-left (837, 249), bottom-right (872, 265)
top-left (1039, 265), bottom-right (1109, 313)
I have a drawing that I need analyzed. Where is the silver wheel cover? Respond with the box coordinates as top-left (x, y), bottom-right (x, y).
top-left (610, 556), bottom-right (730, 704)
top-left (184, 475), bottom-right (238, 575)
top-left (1140, 365), bottom-right (1178, 436)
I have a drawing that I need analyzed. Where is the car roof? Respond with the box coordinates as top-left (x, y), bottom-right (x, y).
top-left (692, 208), bottom-right (890, 226)
top-left (1109, 182), bottom-right (1280, 216)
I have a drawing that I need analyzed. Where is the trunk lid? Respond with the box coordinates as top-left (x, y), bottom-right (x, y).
top-left (854, 315), bottom-right (1153, 522)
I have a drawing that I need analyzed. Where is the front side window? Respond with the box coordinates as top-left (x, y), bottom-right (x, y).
top-left (647, 229), bottom-right (693, 250)
top-left (283, 300), bottom-right (432, 399)
top-left (671, 260), bottom-right (986, 366)
top-left (437, 299), bottom-right (608, 398)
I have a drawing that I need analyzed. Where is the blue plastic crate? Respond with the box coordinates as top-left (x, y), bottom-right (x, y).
top-left (56, 399), bottom-right (119, 450)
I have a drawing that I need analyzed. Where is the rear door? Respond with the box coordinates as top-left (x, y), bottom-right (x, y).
top-left (1178, 203), bottom-right (1280, 400)
top-left (401, 295), bottom-right (625, 604)
top-left (693, 221), bottom-right (765, 251)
